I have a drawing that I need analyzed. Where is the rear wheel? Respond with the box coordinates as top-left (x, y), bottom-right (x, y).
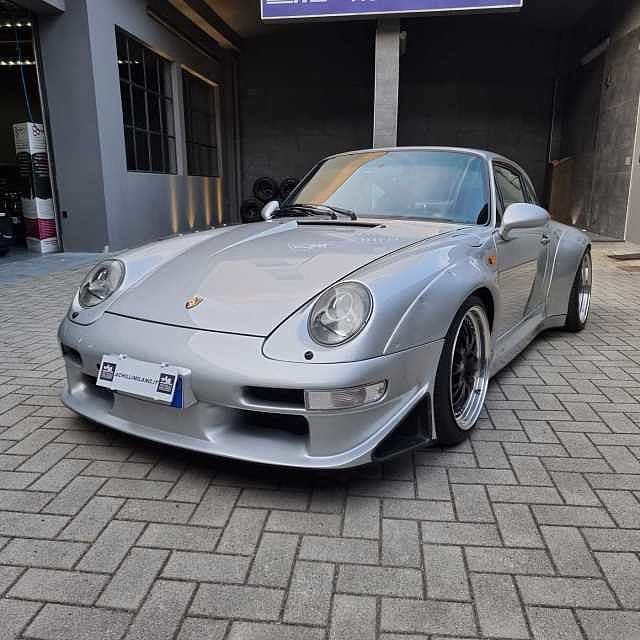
top-left (433, 296), bottom-right (491, 446)
top-left (565, 250), bottom-right (592, 332)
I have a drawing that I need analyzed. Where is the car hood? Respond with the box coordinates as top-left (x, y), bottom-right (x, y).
top-left (108, 219), bottom-right (463, 336)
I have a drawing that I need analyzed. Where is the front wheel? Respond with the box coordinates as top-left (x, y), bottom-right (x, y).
top-left (565, 250), bottom-right (592, 332)
top-left (433, 296), bottom-right (491, 446)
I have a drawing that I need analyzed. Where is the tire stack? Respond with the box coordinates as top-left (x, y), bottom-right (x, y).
top-left (241, 176), bottom-right (299, 223)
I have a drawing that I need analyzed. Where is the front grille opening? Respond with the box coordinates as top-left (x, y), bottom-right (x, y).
top-left (238, 410), bottom-right (309, 437)
top-left (61, 343), bottom-right (82, 367)
top-left (245, 386), bottom-right (305, 407)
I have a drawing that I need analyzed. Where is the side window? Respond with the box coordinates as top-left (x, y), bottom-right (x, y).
top-left (494, 164), bottom-right (526, 210)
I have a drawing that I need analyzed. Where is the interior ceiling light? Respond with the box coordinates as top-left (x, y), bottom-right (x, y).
top-left (1, 20), bottom-right (32, 27)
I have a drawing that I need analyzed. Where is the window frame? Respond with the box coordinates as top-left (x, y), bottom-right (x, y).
top-left (493, 161), bottom-right (529, 226)
top-left (116, 27), bottom-right (177, 175)
top-left (181, 68), bottom-right (222, 178)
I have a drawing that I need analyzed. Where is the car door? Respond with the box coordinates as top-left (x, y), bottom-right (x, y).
top-left (493, 163), bottom-right (550, 339)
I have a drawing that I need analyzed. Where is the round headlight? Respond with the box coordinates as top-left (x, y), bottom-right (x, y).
top-left (78, 260), bottom-right (125, 308)
top-left (309, 282), bottom-right (373, 346)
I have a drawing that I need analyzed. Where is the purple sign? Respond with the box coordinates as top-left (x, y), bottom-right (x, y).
top-left (261, 0), bottom-right (523, 21)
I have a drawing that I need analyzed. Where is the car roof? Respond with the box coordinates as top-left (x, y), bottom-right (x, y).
top-left (327, 146), bottom-right (517, 167)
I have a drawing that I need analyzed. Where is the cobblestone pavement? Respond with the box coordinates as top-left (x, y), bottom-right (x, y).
top-left (0, 243), bottom-right (640, 640)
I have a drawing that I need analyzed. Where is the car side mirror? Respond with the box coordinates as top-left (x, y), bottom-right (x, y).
top-left (500, 203), bottom-right (549, 241)
top-left (261, 200), bottom-right (280, 221)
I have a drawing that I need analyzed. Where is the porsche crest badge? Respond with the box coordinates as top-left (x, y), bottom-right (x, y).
top-left (185, 295), bottom-right (204, 310)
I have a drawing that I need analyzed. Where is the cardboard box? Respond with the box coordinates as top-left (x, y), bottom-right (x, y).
top-left (26, 236), bottom-right (59, 254)
top-left (13, 122), bottom-right (47, 154)
top-left (21, 197), bottom-right (54, 220)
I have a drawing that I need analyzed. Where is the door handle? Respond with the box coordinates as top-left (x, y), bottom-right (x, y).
top-left (541, 234), bottom-right (550, 245)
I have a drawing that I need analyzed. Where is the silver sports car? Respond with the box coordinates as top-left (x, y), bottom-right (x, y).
top-left (59, 148), bottom-right (591, 468)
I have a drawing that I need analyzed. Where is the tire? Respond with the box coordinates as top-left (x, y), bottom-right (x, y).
top-left (240, 198), bottom-right (263, 224)
top-left (565, 249), bottom-right (592, 333)
top-left (433, 295), bottom-right (491, 446)
top-left (253, 177), bottom-right (279, 203)
top-left (280, 177), bottom-right (299, 200)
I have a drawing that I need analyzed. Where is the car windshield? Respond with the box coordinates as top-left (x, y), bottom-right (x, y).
top-left (288, 150), bottom-right (490, 225)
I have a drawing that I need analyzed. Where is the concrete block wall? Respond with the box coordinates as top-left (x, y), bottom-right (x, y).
top-left (398, 16), bottom-right (560, 197)
top-left (238, 22), bottom-right (375, 201)
top-left (588, 25), bottom-right (640, 238)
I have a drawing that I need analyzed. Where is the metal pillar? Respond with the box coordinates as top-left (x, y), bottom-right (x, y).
top-left (373, 18), bottom-right (400, 148)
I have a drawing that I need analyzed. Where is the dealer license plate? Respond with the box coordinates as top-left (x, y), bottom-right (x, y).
top-left (96, 355), bottom-right (183, 408)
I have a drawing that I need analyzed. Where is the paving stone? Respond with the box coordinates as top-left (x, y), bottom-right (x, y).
top-left (382, 518), bottom-right (421, 566)
top-left (527, 606), bottom-right (583, 640)
top-left (541, 525), bottom-right (600, 576)
top-left (577, 610), bottom-right (640, 640)
top-left (0, 488), bottom-right (52, 512)
top-left (488, 485), bottom-right (563, 504)
top-left (58, 496), bottom-right (124, 542)
top-left (0, 538), bottom-right (88, 569)
top-left (117, 499), bottom-right (195, 524)
top-left (190, 583), bottom-right (284, 620)
top-left (284, 560), bottom-right (334, 625)
top-left (380, 598), bottom-right (477, 636)
top-left (177, 619), bottom-right (227, 640)
top-left (342, 496), bottom-right (380, 538)
top-left (0, 511), bottom-right (68, 538)
top-left (421, 521), bottom-right (501, 546)
top-left (217, 507), bottom-right (267, 555)
top-left (338, 564), bottom-right (423, 597)
top-left (516, 576), bottom-right (618, 608)
top-left (329, 594), bottom-right (377, 640)
top-left (190, 485), bottom-right (239, 526)
top-left (138, 523), bottom-right (220, 551)
top-left (494, 503), bottom-right (544, 547)
top-left (42, 476), bottom-right (104, 515)
top-left (299, 535), bottom-right (378, 564)
top-left (465, 546), bottom-right (554, 575)
top-left (162, 550), bottom-right (251, 583)
top-left (597, 489), bottom-right (640, 527)
top-left (99, 478), bottom-right (172, 499)
top-left (0, 598), bottom-right (42, 639)
top-left (82, 460), bottom-right (152, 479)
top-left (29, 459), bottom-right (90, 492)
top-left (238, 488), bottom-right (309, 510)
top-left (452, 484), bottom-right (494, 522)
top-left (596, 551), bottom-right (640, 608)
top-left (472, 573), bottom-right (528, 639)
top-left (24, 603), bottom-right (131, 640)
top-left (266, 509), bottom-right (341, 535)
top-left (510, 455), bottom-right (553, 485)
top-left (97, 547), bottom-right (168, 610)
top-left (77, 520), bottom-right (144, 573)
top-left (533, 505), bottom-right (615, 527)
top-left (124, 579), bottom-right (195, 640)
top-left (0, 565), bottom-right (23, 596)
top-left (249, 532), bottom-right (298, 588)
top-left (229, 622), bottom-right (324, 640)
top-left (8, 568), bottom-right (108, 605)
top-left (383, 498), bottom-right (454, 521)
top-left (165, 466), bottom-right (211, 502)
top-left (415, 465), bottom-right (450, 499)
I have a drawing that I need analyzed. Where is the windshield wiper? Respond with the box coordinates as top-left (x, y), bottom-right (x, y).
top-left (277, 203), bottom-right (358, 221)
top-left (275, 204), bottom-right (338, 220)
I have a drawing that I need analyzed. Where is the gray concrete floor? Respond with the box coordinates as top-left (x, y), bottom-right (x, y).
top-left (0, 243), bottom-right (639, 639)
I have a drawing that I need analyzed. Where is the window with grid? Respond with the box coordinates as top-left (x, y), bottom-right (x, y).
top-left (116, 29), bottom-right (176, 174)
top-left (182, 71), bottom-right (219, 177)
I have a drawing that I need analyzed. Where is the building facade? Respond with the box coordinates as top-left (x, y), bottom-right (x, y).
top-left (1, 0), bottom-right (640, 253)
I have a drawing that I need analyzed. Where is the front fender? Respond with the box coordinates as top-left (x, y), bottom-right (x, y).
top-left (263, 230), bottom-right (499, 364)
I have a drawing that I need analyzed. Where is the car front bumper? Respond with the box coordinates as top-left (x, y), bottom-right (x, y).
top-left (59, 313), bottom-right (443, 469)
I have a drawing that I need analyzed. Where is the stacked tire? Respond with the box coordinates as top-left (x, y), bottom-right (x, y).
top-left (241, 176), bottom-right (299, 223)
